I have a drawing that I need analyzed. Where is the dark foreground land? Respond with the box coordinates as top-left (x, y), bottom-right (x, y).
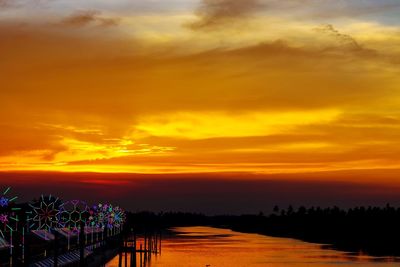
top-left (128, 205), bottom-right (400, 257)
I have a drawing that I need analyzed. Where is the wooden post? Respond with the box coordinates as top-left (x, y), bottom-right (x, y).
top-left (10, 230), bottom-right (13, 267)
top-left (154, 233), bottom-right (158, 254)
top-left (143, 243), bottom-right (147, 266)
top-left (132, 230), bottom-right (137, 267)
top-left (140, 244), bottom-right (143, 267)
top-left (12, 229), bottom-right (23, 267)
top-left (131, 243), bottom-right (136, 267)
top-left (149, 234), bottom-right (152, 254)
top-left (54, 231), bottom-right (59, 267)
top-left (154, 235), bottom-right (157, 254)
top-left (11, 229), bottom-right (16, 267)
top-left (133, 231), bottom-right (136, 250)
top-left (21, 227), bottom-right (25, 265)
top-left (124, 234), bottom-right (127, 267)
top-left (144, 232), bottom-right (147, 255)
top-left (159, 231), bottom-right (162, 254)
top-left (79, 222), bottom-right (85, 267)
top-left (118, 230), bottom-right (123, 267)
top-left (118, 251), bottom-right (122, 267)
top-left (23, 231), bottom-right (30, 267)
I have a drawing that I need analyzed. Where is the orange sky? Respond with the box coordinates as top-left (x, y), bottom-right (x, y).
top-left (1, 0), bottom-right (400, 181)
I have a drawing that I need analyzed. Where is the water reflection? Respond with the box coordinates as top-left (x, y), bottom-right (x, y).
top-left (107, 226), bottom-right (400, 267)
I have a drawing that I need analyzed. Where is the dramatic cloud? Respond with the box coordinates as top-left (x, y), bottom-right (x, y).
top-left (0, 0), bottom-right (400, 180)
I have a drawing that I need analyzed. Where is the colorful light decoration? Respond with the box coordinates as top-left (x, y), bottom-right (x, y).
top-left (0, 197), bottom-right (9, 208)
top-left (90, 203), bottom-right (109, 228)
top-left (0, 187), bottom-right (127, 264)
top-left (88, 203), bottom-right (126, 229)
top-left (104, 203), bottom-right (115, 229)
top-left (0, 214), bottom-right (8, 224)
top-left (27, 195), bottom-right (63, 231)
top-left (0, 188), bottom-right (127, 235)
top-left (88, 205), bottom-right (102, 228)
top-left (59, 200), bottom-right (90, 229)
top-left (109, 206), bottom-right (126, 228)
top-left (0, 187), bottom-right (19, 238)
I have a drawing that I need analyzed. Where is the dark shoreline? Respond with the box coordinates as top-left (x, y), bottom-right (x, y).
top-left (214, 206), bottom-right (400, 258)
top-left (128, 206), bottom-right (400, 259)
top-left (223, 226), bottom-right (400, 260)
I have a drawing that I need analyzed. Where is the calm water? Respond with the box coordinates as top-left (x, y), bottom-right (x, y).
top-left (106, 226), bottom-right (400, 267)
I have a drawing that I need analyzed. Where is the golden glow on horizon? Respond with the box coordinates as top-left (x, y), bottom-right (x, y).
top-left (1, 0), bottom-right (400, 177)
top-left (135, 110), bottom-right (340, 139)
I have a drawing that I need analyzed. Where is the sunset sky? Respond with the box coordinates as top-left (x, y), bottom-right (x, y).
top-left (1, 0), bottom-right (400, 212)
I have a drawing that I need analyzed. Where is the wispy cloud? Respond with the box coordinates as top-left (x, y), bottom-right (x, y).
top-left (188, 0), bottom-right (264, 30)
top-left (60, 10), bottom-right (119, 27)
top-left (312, 24), bottom-right (380, 57)
top-left (315, 24), bottom-right (362, 50)
top-left (187, 0), bottom-right (400, 31)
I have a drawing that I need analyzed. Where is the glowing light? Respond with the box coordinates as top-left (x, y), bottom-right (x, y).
top-left (89, 203), bottom-right (126, 229)
top-left (0, 214), bottom-right (8, 224)
top-left (0, 197), bottom-right (9, 208)
top-left (0, 187), bottom-right (18, 238)
top-left (27, 195), bottom-right (63, 231)
top-left (59, 200), bottom-right (90, 229)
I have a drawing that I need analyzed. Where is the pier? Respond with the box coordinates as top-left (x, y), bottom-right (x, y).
top-left (117, 229), bottom-right (162, 267)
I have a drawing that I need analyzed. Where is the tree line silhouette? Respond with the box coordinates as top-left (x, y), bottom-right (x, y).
top-left (229, 204), bottom-right (400, 256)
top-left (126, 205), bottom-right (400, 257)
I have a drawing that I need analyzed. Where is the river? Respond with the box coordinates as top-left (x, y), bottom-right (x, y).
top-left (106, 226), bottom-right (400, 267)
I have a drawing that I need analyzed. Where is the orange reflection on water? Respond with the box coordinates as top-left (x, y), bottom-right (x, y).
top-left (107, 226), bottom-right (400, 267)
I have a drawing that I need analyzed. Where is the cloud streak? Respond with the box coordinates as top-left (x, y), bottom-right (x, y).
top-left (315, 24), bottom-right (362, 51)
top-left (187, 0), bottom-right (400, 31)
top-left (188, 0), bottom-right (264, 30)
top-left (60, 10), bottom-right (119, 27)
